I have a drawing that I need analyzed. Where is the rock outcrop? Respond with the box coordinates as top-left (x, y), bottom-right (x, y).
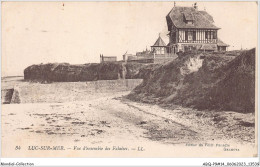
top-left (24, 62), bottom-right (146, 82)
top-left (1, 89), bottom-right (14, 104)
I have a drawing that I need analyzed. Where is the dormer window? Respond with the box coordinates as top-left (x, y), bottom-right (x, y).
top-left (183, 12), bottom-right (194, 25)
top-left (187, 21), bottom-right (193, 25)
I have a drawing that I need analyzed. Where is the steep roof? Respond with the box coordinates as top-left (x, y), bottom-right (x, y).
top-left (151, 36), bottom-right (166, 47)
top-left (183, 12), bottom-right (194, 21)
top-left (217, 38), bottom-right (229, 47)
top-left (166, 7), bottom-right (220, 30)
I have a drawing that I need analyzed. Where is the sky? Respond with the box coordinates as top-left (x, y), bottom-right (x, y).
top-left (2, 1), bottom-right (258, 76)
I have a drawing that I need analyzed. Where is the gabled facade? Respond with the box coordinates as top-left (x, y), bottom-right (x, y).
top-left (166, 4), bottom-right (229, 53)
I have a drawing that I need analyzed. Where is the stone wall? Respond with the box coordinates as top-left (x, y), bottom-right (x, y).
top-left (7, 79), bottom-right (143, 104)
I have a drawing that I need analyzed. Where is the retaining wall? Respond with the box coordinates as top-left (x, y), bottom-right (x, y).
top-left (85, 79), bottom-right (143, 93)
top-left (3, 79), bottom-right (143, 104)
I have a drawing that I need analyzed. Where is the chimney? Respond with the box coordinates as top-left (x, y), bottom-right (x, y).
top-left (194, 2), bottom-right (198, 10)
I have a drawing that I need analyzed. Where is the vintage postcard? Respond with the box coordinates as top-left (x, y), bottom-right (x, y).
top-left (1, 1), bottom-right (258, 160)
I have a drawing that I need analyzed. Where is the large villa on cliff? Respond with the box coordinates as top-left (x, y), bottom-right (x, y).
top-left (115, 3), bottom-right (229, 63)
top-left (166, 3), bottom-right (229, 54)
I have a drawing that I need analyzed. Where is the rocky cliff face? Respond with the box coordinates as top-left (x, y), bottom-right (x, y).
top-left (128, 49), bottom-right (255, 113)
top-left (24, 62), bottom-right (146, 82)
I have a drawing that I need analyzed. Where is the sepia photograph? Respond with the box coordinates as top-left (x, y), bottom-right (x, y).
top-left (1, 0), bottom-right (258, 161)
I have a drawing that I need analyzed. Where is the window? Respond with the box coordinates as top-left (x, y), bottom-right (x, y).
top-left (185, 31), bottom-right (196, 41)
top-left (187, 21), bottom-right (193, 25)
top-left (213, 31), bottom-right (217, 39)
top-left (188, 32), bottom-right (193, 40)
top-left (193, 31), bottom-right (196, 41)
top-left (161, 48), bottom-right (165, 54)
top-left (205, 31), bottom-right (214, 40)
top-left (172, 31), bottom-right (176, 43)
top-left (209, 32), bottom-right (213, 39)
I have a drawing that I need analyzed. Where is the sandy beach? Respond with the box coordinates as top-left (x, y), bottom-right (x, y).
top-left (1, 77), bottom-right (256, 157)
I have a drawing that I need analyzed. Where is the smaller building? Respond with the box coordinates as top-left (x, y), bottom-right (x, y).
top-left (100, 54), bottom-right (117, 63)
top-left (151, 35), bottom-right (167, 55)
top-left (122, 35), bottom-right (177, 64)
top-left (123, 53), bottom-right (135, 62)
top-left (217, 38), bottom-right (229, 51)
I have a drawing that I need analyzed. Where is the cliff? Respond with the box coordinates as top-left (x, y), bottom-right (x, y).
top-left (128, 49), bottom-right (255, 113)
top-left (24, 62), bottom-right (147, 82)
